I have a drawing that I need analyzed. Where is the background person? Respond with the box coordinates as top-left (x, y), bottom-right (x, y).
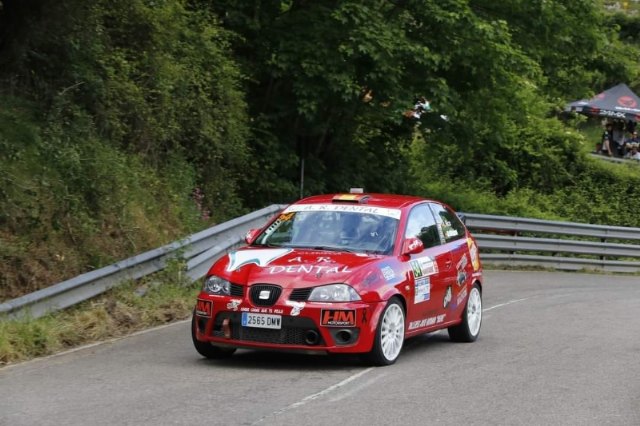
top-left (625, 144), bottom-right (640, 160)
top-left (600, 136), bottom-right (613, 156)
top-left (613, 121), bottom-right (626, 157)
top-left (600, 123), bottom-right (614, 156)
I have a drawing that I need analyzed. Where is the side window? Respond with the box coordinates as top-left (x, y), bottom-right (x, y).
top-left (429, 203), bottom-right (466, 243)
top-left (404, 204), bottom-right (441, 248)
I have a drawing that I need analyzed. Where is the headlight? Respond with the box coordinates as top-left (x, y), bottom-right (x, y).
top-left (203, 276), bottom-right (231, 295)
top-left (308, 284), bottom-right (361, 302)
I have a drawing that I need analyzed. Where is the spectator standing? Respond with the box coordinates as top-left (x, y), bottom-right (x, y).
top-left (626, 120), bottom-right (637, 135)
top-left (624, 131), bottom-right (639, 156)
top-left (613, 121), bottom-right (626, 157)
top-left (600, 123), bottom-right (614, 156)
top-left (601, 137), bottom-right (613, 156)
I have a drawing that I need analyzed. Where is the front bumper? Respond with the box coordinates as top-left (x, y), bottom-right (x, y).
top-left (193, 294), bottom-right (383, 354)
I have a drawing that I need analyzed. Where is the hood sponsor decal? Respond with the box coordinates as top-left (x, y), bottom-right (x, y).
top-left (288, 256), bottom-right (332, 264)
top-left (226, 248), bottom-right (293, 272)
top-left (285, 300), bottom-right (305, 316)
top-left (268, 265), bottom-right (352, 275)
top-left (414, 277), bottom-right (431, 304)
top-left (283, 203), bottom-right (401, 219)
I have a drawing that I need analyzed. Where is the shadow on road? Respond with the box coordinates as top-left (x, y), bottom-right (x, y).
top-left (189, 330), bottom-right (452, 371)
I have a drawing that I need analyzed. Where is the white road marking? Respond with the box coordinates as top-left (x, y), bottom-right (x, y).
top-left (251, 367), bottom-right (374, 425)
top-left (327, 371), bottom-right (386, 402)
top-left (484, 298), bottom-right (529, 312)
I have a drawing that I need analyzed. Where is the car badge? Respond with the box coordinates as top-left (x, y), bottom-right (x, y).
top-left (259, 290), bottom-right (270, 300)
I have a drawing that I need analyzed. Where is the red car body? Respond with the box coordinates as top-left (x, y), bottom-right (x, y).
top-left (192, 193), bottom-right (483, 365)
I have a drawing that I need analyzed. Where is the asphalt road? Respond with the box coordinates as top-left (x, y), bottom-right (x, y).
top-left (1, 270), bottom-right (640, 426)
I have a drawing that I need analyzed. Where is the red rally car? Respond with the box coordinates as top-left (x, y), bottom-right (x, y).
top-left (192, 193), bottom-right (483, 365)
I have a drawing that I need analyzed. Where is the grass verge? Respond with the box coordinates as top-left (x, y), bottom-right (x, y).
top-left (0, 260), bottom-right (199, 367)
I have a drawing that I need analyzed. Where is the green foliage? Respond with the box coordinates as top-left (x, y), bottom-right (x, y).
top-left (0, 0), bottom-right (251, 299)
top-left (2, 0), bottom-right (640, 304)
top-left (0, 273), bottom-right (200, 365)
top-left (0, 94), bottom-right (205, 298)
top-left (210, 0), bottom-right (640, 210)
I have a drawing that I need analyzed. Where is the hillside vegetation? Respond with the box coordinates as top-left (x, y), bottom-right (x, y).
top-left (2, 0), bottom-right (640, 301)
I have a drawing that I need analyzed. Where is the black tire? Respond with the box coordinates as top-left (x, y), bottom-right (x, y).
top-left (191, 313), bottom-right (236, 359)
top-left (362, 298), bottom-right (405, 366)
top-left (448, 283), bottom-right (482, 342)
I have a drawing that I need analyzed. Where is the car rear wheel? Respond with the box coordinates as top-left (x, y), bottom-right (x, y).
top-left (363, 298), bottom-right (405, 366)
top-left (448, 283), bottom-right (482, 342)
top-left (191, 313), bottom-right (236, 359)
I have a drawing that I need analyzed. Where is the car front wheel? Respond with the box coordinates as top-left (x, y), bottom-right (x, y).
top-left (191, 313), bottom-right (236, 359)
top-left (363, 298), bottom-right (405, 366)
top-left (448, 283), bottom-right (482, 342)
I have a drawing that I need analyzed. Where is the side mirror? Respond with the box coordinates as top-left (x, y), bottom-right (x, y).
top-left (401, 237), bottom-right (424, 256)
top-left (245, 228), bottom-right (261, 244)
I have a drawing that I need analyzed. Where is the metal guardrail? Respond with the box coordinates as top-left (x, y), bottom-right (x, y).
top-left (463, 213), bottom-right (640, 273)
top-left (2, 207), bottom-right (639, 319)
top-left (588, 152), bottom-right (640, 165)
top-left (0, 204), bottom-right (286, 319)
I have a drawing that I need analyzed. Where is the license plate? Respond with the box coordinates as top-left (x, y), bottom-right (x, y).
top-left (241, 313), bottom-right (282, 329)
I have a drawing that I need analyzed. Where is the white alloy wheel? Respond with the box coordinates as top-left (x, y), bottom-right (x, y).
top-left (466, 286), bottom-right (482, 337)
top-left (448, 283), bottom-right (482, 342)
top-left (364, 298), bottom-right (406, 366)
top-left (380, 302), bottom-right (405, 362)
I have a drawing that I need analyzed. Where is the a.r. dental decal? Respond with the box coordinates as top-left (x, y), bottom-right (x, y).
top-left (226, 248), bottom-right (292, 272)
top-left (267, 264), bottom-right (352, 274)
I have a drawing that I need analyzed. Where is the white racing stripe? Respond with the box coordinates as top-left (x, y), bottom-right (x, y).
top-left (251, 367), bottom-right (374, 425)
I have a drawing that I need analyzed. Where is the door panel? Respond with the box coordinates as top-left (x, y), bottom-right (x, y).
top-left (428, 203), bottom-right (473, 321)
top-left (402, 203), bottom-right (450, 330)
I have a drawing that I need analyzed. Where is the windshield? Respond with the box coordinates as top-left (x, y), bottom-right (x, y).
top-left (254, 210), bottom-right (399, 254)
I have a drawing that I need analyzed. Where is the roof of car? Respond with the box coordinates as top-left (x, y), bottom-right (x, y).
top-left (295, 193), bottom-right (426, 209)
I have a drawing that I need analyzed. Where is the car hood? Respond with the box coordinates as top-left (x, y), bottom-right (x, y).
top-left (212, 246), bottom-right (383, 288)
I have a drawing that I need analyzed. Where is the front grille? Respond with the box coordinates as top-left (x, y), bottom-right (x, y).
top-left (230, 283), bottom-right (244, 297)
top-left (289, 288), bottom-right (313, 301)
top-left (249, 284), bottom-right (282, 306)
top-left (211, 312), bottom-right (324, 346)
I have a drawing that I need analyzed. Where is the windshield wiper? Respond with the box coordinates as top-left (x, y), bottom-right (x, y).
top-left (252, 242), bottom-right (283, 248)
top-left (311, 245), bottom-right (359, 253)
top-left (277, 243), bottom-right (373, 254)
